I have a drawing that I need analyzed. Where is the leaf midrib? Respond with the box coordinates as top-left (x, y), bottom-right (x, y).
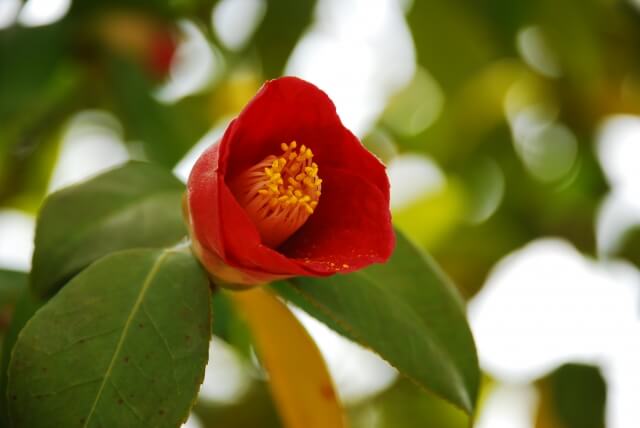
top-left (355, 268), bottom-right (470, 391)
top-left (82, 250), bottom-right (170, 427)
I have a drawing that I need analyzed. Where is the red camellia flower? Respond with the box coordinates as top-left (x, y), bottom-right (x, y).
top-left (185, 77), bottom-right (394, 286)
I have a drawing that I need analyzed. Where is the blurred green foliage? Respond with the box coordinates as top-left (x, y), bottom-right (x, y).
top-left (616, 225), bottom-right (640, 266)
top-left (0, 270), bottom-right (27, 310)
top-left (535, 364), bottom-right (607, 428)
top-left (194, 382), bottom-right (282, 428)
top-left (349, 379), bottom-right (468, 428)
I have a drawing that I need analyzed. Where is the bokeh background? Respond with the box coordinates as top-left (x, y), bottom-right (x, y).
top-left (2, 0), bottom-right (640, 426)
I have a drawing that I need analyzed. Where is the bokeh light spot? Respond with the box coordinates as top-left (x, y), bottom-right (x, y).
top-left (0, 210), bottom-right (35, 271)
top-left (383, 67), bottom-right (444, 137)
top-left (212, 0), bottom-right (266, 51)
top-left (387, 154), bottom-right (445, 210)
top-left (155, 20), bottom-right (223, 103)
top-left (18, 0), bottom-right (70, 27)
top-left (517, 122), bottom-right (578, 182)
top-left (516, 26), bottom-right (561, 78)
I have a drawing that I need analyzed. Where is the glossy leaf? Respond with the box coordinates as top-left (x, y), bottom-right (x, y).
top-left (31, 161), bottom-right (187, 297)
top-left (273, 230), bottom-right (479, 413)
top-left (8, 249), bottom-right (211, 428)
top-left (231, 287), bottom-right (346, 428)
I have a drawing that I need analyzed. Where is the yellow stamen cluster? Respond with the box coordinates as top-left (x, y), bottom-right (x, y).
top-left (231, 141), bottom-right (322, 248)
top-left (258, 141), bottom-right (321, 214)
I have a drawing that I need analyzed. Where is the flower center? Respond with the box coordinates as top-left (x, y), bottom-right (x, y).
top-left (231, 141), bottom-right (322, 248)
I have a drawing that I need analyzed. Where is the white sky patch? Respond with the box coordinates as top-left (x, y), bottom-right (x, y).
top-left (604, 343), bottom-right (640, 428)
top-left (286, 0), bottom-right (415, 136)
top-left (593, 116), bottom-right (640, 427)
top-left (0, 210), bottom-right (35, 271)
top-left (469, 239), bottom-right (640, 428)
top-left (212, 0), bottom-right (266, 51)
top-left (48, 111), bottom-right (129, 193)
top-left (386, 154), bottom-right (445, 209)
top-left (469, 239), bottom-right (639, 381)
top-left (18, 0), bottom-right (70, 27)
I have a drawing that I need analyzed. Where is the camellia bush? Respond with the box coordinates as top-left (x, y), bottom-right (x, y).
top-left (2, 77), bottom-right (478, 427)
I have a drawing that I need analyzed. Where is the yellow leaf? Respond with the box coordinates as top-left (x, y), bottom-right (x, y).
top-left (230, 287), bottom-right (347, 428)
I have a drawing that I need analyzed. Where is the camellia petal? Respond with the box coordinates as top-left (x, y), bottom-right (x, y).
top-left (280, 167), bottom-right (394, 274)
top-left (186, 77), bottom-right (394, 286)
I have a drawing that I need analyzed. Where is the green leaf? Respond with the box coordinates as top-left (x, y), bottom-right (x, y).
top-left (272, 230), bottom-right (479, 414)
top-left (0, 290), bottom-right (43, 427)
top-left (8, 248), bottom-right (211, 428)
top-left (31, 161), bottom-right (187, 298)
